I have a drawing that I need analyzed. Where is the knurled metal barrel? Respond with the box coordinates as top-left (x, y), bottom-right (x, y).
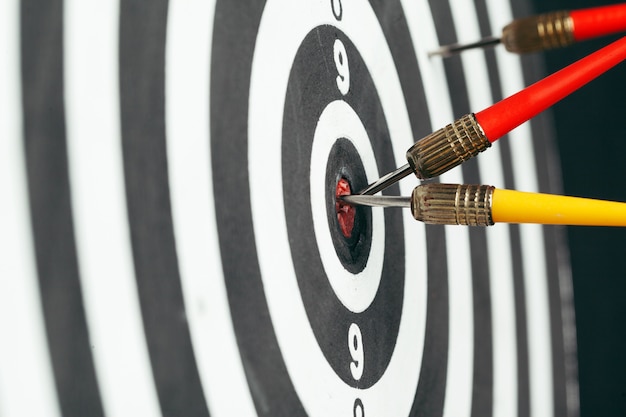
top-left (502, 10), bottom-right (575, 54)
top-left (405, 113), bottom-right (491, 180)
top-left (411, 183), bottom-right (495, 226)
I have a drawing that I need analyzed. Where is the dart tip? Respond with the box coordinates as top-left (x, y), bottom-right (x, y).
top-left (340, 195), bottom-right (412, 209)
top-left (428, 37), bottom-right (501, 58)
top-left (357, 164), bottom-right (413, 196)
top-left (427, 45), bottom-right (455, 58)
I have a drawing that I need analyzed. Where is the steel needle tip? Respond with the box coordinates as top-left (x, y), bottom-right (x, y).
top-left (428, 36), bottom-right (501, 57)
top-left (358, 164), bottom-right (413, 196)
top-left (341, 195), bottom-right (412, 208)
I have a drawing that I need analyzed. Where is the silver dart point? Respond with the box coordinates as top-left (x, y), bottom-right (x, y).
top-left (340, 195), bottom-right (411, 209)
top-left (358, 164), bottom-right (412, 195)
top-left (428, 36), bottom-right (501, 58)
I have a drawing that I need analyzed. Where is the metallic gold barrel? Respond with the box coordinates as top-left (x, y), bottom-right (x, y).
top-left (406, 113), bottom-right (491, 180)
top-left (411, 183), bottom-right (495, 226)
top-left (502, 11), bottom-right (574, 54)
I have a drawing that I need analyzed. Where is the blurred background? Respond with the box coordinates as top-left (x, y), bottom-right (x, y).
top-left (529, 0), bottom-right (626, 414)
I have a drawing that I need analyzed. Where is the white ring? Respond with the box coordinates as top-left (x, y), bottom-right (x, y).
top-left (310, 100), bottom-right (384, 313)
top-left (165, 0), bottom-right (258, 415)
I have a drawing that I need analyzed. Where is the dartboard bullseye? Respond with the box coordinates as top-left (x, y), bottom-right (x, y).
top-left (0, 0), bottom-right (578, 416)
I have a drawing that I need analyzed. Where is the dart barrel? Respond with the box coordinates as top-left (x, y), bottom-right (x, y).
top-left (405, 113), bottom-right (491, 180)
top-left (411, 183), bottom-right (495, 226)
top-left (502, 10), bottom-right (575, 53)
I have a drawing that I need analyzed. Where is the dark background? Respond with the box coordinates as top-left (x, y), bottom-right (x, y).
top-left (526, 0), bottom-right (626, 415)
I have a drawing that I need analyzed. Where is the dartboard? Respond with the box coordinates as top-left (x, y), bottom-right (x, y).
top-left (0, 0), bottom-right (578, 416)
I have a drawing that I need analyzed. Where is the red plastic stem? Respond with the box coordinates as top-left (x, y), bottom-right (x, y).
top-left (476, 35), bottom-right (626, 142)
top-left (571, 3), bottom-right (626, 42)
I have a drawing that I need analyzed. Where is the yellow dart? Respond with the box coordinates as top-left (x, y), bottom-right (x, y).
top-left (341, 183), bottom-right (626, 227)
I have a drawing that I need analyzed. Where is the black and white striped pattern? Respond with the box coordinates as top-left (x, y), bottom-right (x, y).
top-left (0, 0), bottom-right (578, 416)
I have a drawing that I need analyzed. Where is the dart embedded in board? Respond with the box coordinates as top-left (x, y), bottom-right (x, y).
top-left (344, 184), bottom-right (626, 228)
top-left (429, 3), bottom-right (626, 56)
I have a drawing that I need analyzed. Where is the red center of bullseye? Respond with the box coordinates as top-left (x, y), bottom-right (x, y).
top-left (335, 178), bottom-right (356, 238)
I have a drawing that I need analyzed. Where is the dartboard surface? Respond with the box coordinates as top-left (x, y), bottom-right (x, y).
top-left (0, 0), bottom-right (577, 416)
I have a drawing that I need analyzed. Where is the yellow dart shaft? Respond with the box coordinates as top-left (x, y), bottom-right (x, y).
top-left (492, 188), bottom-right (626, 226)
top-left (410, 183), bottom-right (626, 227)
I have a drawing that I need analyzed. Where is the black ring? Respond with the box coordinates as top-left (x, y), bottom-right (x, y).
top-left (324, 138), bottom-right (371, 273)
top-left (282, 26), bottom-right (404, 388)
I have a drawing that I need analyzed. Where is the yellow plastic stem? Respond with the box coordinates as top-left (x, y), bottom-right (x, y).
top-left (492, 188), bottom-right (626, 226)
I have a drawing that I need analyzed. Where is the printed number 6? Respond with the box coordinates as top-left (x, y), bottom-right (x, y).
top-left (348, 323), bottom-right (363, 380)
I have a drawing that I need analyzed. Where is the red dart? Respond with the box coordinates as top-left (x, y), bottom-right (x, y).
top-left (361, 35), bottom-right (626, 195)
top-left (430, 3), bottom-right (626, 57)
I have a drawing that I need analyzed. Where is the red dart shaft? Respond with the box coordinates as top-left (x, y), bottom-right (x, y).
top-left (571, 3), bottom-right (626, 42)
top-left (475, 35), bottom-right (626, 142)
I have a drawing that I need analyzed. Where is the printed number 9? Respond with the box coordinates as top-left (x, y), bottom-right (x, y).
top-left (334, 39), bottom-right (350, 96)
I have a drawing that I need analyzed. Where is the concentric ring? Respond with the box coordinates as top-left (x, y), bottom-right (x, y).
top-left (310, 101), bottom-right (382, 307)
